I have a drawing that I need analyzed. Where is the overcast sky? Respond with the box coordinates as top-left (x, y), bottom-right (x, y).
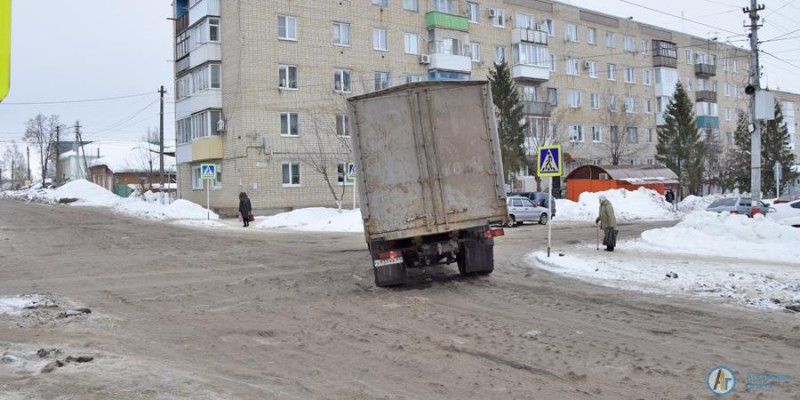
top-left (0, 0), bottom-right (798, 152)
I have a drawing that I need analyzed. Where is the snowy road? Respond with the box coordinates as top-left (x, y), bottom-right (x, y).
top-left (0, 200), bottom-right (798, 399)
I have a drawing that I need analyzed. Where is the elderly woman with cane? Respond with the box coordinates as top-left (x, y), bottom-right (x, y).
top-left (595, 194), bottom-right (618, 251)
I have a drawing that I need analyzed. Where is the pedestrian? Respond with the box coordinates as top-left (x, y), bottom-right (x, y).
top-left (595, 194), bottom-right (618, 251)
top-left (665, 189), bottom-right (675, 210)
top-left (238, 192), bottom-right (253, 227)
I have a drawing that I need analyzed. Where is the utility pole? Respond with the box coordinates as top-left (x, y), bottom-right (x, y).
top-left (75, 121), bottom-right (89, 180)
top-left (55, 125), bottom-right (61, 185)
top-left (26, 146), bottom-right (30, 183)
top-left (158, 85), bottom-right (166, 202)
top-left (745, 1), bottom-right (765, 215)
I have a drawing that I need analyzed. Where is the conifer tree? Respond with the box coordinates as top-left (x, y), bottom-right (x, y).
top-left (656, 82), bottom-right (705, 196)
top-left (488, 62), bottom-right (528, 186)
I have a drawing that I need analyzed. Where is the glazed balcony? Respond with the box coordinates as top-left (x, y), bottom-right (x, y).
top-left (695, 90), bottom-right (717, 103)
top-left (695, 63), bottom-right (717, 78)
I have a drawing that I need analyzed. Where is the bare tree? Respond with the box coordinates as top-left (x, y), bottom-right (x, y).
top-left (527, 105), bottom-right (567, 191)
top-left (2, 141), bottom-right (28, 189)
top-left (23, 114), bottom-right (62, 182)
top-left (301, 101), bottom-right (353, 210)
top-left (597, 91), bottom-right (648, 165)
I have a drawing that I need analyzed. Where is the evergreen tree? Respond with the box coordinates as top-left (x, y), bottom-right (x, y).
top-left (735, 102), bottom-right (798, 196)
top-left (656, 82), bottom-right (705, 196)
top-left (488, 62), bottom-right (528, 185)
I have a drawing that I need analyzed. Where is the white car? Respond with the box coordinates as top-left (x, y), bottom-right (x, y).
top-left (768, 199), bottom-right (800, 227)
top-left (506, 196), bottom-right (549, 227)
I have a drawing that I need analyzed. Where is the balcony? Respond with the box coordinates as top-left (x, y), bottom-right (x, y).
top-left (695, 90), bottom-right (717, 103)
top-left (520, 101), bottom-right (551, 117)
top-left (512, 28), bottom-right (548, 46)
top-left (653, 54), bottom-right (677, 69)
top-left (696, 116), bottom-right (720, 129)
top-left (695, 63), bottom-right (716, 78)
top-left (429, 53), bottom-right (471, 73)
top-left (425, 11), bottom-right (469, 32)
top-left (175, 13), bottom-right (189, 34)
top-left (189, 0), bottom-right (220, 27)
top-left (512, 64), bottom-right (550, 82)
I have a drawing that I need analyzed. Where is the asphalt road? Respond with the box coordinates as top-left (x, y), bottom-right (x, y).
top-left (0, 199), bottom-right (797, 399)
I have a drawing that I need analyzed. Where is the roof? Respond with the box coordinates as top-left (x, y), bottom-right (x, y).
top-left (61, 140), bottom-right (176, 174)
top-left (566, 164), bottom-right (680, 185)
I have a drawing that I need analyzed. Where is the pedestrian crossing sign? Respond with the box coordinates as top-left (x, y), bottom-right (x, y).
top-left (200, 163), bottom-right (217, 180)
top-left (345, 161), bottom-right (356, 182)
top-left (537, 145), bottom-right (562, 177)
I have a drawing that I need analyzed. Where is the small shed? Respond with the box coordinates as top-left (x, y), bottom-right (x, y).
top-left (564, 165), bottom-right (679, 201)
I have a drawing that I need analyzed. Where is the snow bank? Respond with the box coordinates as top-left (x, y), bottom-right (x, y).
top-left (556, 188), bottom-right (677, 222)
top-left (114, 198), bottom-right (219, 220)
top-left (256, 207), bottom-right (364, 233)
top-left (54, 179), bottom-right (121, 207)
top-left (630, 211), bottom-right (800, 264)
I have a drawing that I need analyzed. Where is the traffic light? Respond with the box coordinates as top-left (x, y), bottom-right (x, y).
top-left (744, 85), bottom-right (756, 95)
top-left (0, 0), bottom-right (10, 102)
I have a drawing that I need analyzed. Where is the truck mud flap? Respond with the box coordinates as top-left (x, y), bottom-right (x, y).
top-left (458, 239), bottom-right (494, 275)
top-left (373, 261), bottom-right (408, 287)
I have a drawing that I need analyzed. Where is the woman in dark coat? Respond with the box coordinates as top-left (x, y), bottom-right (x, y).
top-left (239, 192), bottom-right (252, 227)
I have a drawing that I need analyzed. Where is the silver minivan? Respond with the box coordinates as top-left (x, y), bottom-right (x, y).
top-left (705, 197), bottom-right (774, 215)
top-left (506, 196), bottom-right (549, 226)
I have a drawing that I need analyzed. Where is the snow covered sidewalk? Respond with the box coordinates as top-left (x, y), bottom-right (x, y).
top-left (530, 211), bottom-right (800, 311)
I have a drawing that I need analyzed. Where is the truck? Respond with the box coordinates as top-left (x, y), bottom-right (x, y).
top-left (347, 81), bottom-right (508, 287)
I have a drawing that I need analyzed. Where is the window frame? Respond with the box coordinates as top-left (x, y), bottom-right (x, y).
top-left (280, 112), bottom-right (300, 137)
top-left (373, 28), bottom-right (388, 51)
top-left (334, 69), bottom-right (352, 93)
top-left (333, 22), bottom-right (351, 46)
top-left (404, 32), bottom-right (419, 54)
top-left (281, 162), bottom-right (301, 187)
top-left (565, 23), bottom-right (578, 42)
top-left (278, 15), bottom-right (297, 41)
top-left (587, 27), bottom-right (596, 45)
top-left (467, 2), bottom-right (479, 23)
top-left (403, 0), bottom-right (419, 12)
top-left (278, 64), bottom-right (298, 90)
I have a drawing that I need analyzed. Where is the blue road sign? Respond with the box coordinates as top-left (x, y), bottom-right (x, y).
top-left (537, 145), bottom-right (562, 177)
top-left (200, 163), bottom-right (217, 180)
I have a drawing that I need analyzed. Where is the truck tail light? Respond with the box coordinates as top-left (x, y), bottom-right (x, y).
top-left (486, 228), bottom-right (504, 238)
top-left (377, 250), bottom-right (398, 260)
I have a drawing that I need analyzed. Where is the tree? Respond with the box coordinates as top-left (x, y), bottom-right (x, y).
top-left (302, 102), bottom-right (353, 211)
top-left (488, 62), bottom-right (528, 186)
top-left (1, 141), bottom-right (28, 189)
top-left (23, 114), bottom-right (62, 182)
top-left (598, 90), bottom-right (647, 165)
top-left (656, 82), bottom-right (705, 196)
top-left (733, 102), bottom-right (798, 196)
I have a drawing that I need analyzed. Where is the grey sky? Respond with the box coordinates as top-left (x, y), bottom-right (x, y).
top-left (0, 0), bottom-right (797, 152)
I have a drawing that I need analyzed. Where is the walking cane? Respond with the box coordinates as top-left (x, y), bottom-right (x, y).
top-left (596, 223), bottom-right (600, 251)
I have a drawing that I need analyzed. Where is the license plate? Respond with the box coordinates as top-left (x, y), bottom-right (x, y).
top-left (373, 257), bottom-right (403, 268)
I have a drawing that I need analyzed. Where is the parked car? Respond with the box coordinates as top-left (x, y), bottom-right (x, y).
top-left (705, 197), bottom-right (775, 215)
top-left (506, 196), bottom-right (549, 226)
top-left (508, 191), bottom-right (557, 217)
top-left (767, 199), bottom-right (800, 227)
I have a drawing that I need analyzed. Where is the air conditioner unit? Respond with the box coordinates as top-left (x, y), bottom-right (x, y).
top-left (535, 24), bottom-right (545, 31)
top-left (216, 119), bottom-right (225, 133)
top-left (599, 173), bottom-right (609, 180)
top-left (583, 60), bottom-right (591, 69)
top-left (419, 54), bottom-right (431, 64)
top-left (488, 8), bottom-right (496, 18)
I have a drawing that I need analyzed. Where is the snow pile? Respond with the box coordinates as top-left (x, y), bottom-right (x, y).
top-left (556, 188), bottom-right (677, 222)
top-left (631, 211), bottom-right (800, 264)
top-left (256, 207), bottom-right (364, 232)
top-left (114, 198), bottom-right (219, 220)
top-left (54, 180), bottom-right (121, 206)
top-left (677, 194), bottom-right (720, 213)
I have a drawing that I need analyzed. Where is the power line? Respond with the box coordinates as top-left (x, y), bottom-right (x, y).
top-left (618, 0), bottom-right (742, 36)
top-left (0, 91), bottom-right (155, 105)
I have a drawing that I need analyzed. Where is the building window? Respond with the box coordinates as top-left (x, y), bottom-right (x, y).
top-left (608, 94), bottom-right (617, 112)
top-left (333, 22), bottom-right (350, 46)
top-left (645, 99), bottom-right (652, 114)
top-left (208, 18), bottom-right (220, 42)
top-left (723, 58), bottom-right (729, 71)
top-left (645, 128), bottom-right (653, 143)
top-left (625, 97), bottom-right (636, 113)
top-left (432, 0), bottom-right (456, 13)
top-left (590, 93), bottom-right (600, 110)
top-left (567, 90), bottom-right (582, 108)
top-left (373, 71), bottom-right (390, 91)
top-left (592, 125), bottom-right (602, 142)
top-left (491, 8), bottom-right (505, 27)
top-left (520, 86), bottom-right (536, 101)
top-left (278, 15), bottom-right (297, 40)
top-left (494, 46), bottom-right (506, 64)
top-left (337, 162), bottom-right (354, 185)
top-left (282, 162), bottom-right (301, 186)
top-left (336, 114), bottom-right (350, 137)
top-left (588, 61), bottom-right (598, 78)
top-left (403, 0), bottom-right (419, 12)
top-left (606, 32), bottom-right (615, 48)
top-left (372, 0), bottom-right (388, 7)
top-left (610, 126), bottom-right (619, 143)
top-left (548, 53), bottom-right (556, 71)
top-left (470, 42), bottom-right (480, 62)
top-left (176, 31), bottom-right (189, 60)
top-left (587, 27), bottom-right (596, 45)
top-left (623, 35), bottom-right (635, 52)
top-left (624, 67), bottom-right (635, 83)
top-left (404, 33), bottom-right (419, 54)
top-left (373, 28), bottom-right (388, 51)
top-left (725, 108), bottom-right (732, 121)
top-left (569, 125), bottom-right (584, 142)
top-left (646, 158), bottom-right (655, 165)
top-left (685, 49), bottom-right (692, 64)
top-left (565, 24), bottom-right (578, 42)
top-left (334, 69), bottom-right (351, 92)
top-left (724, 83), bottom-right (731, 97)
top-left (548, 88), bottom-right (558, 106)
top-left (733, 60), bottom-right (738, 72)
top-left (516, 12), bottom-right (534, 29)
top-left (280, 112), bottom-right (299, 136)
top-left (566, 58), bottom-right (579, 76)
top-left (279, 64), bottom-right (298, 89)
top-left (543, 19), bottom-right (554, 36)
top-left (405, 73), bottom-right (424, 83)
top-left (191, 165), bottom-right (204, 190)
top-left (641, 39), bottom-right (648, 54)
top-left (607, 63), bottom-right (616, 80)
top-left (627, 127), bottom-right (638, 143)
top-left (643, 69), bottom-right (652, 85)
top-left (467, 2), bottom-right (479, 23)
top-left (686, 78), bottom-right (692, 91)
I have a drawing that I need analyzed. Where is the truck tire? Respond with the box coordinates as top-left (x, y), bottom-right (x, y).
top-left (457, 237), bottom-right (494, 276)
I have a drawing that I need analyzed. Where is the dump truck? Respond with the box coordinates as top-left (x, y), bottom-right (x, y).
top-left (347, 81), bottom-right (508, 287)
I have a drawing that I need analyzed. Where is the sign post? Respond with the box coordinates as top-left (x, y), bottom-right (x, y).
top-left (200, 163), bottom-right (217, 220)
top-left (537, 145), bottom-right (563, 258)
top-left (774, 161), bottom-right (782, 198)
top-left (346, 161), bottom-right (356, 210)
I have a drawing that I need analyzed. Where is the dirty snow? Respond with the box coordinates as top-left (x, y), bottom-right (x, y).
top-left (555, 188), bottom-right (678, 222)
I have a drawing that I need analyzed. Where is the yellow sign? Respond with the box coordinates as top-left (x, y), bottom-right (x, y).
top-left (537, 144), bottom-right (562, 177)
top-left (0, 0), bottom-right (9, 102)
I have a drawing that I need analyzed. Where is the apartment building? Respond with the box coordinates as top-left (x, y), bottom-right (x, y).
top-left (173, 0), bottom-right (757, 212)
